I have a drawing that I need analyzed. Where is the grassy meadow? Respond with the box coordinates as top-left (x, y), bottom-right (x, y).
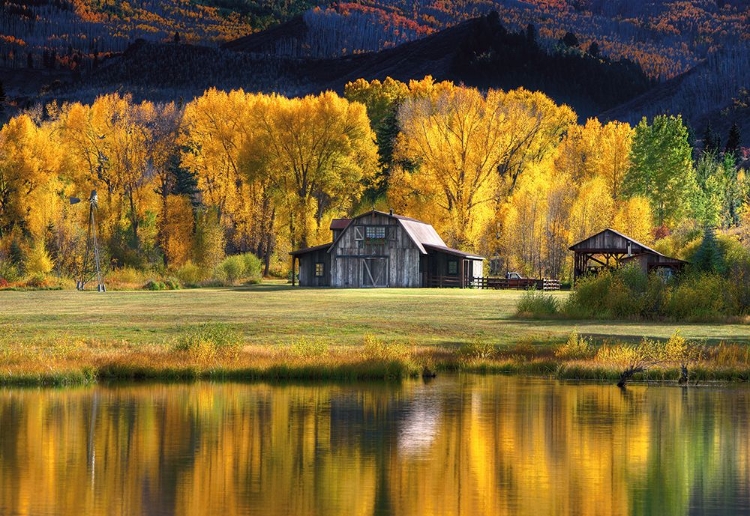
top-left (1, 283), bottom-right (749, 386)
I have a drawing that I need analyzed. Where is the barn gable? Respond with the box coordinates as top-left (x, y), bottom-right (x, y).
top-left (291, 210), bottom-right (484, 288)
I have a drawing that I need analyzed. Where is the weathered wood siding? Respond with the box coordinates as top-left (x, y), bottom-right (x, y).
top-left (571, 229), bottom-right (649, 254)
top-left (330, 212), bottom-right (422, 287)
top-left (297, 248), bottom-right (331, 287)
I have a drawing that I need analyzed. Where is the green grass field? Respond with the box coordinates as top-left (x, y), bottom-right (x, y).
top-left (1, 284), bottom-right (749, 385)
top-left (3, 283), bottom-right (748, 345)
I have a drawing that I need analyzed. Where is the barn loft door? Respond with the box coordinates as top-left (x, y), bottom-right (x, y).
top-left (361, 258), bottom-right (388, 287)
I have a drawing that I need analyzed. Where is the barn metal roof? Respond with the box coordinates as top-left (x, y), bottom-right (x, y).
top-left (291, 210), bottom-right (484, 260)
top-left (329, 218), bottom-right (350, 230)
top-left (393, 215), bottom-right (446, 254)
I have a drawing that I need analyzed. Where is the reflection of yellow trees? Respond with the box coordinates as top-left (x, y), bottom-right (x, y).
top-left (1, 380), bottom-right (750, 515)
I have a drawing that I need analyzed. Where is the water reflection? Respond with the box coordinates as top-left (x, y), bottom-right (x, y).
top-left (1, 377), bottom-right (749, 515)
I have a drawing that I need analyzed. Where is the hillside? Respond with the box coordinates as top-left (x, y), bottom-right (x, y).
top-left (0, 0), bottom-right (747, 146)
top-left (28, 14), bottom-right (648, 122)
top-left (600, 44), bottom-right (750, 150)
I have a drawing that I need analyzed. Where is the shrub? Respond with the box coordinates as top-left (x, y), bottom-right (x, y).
top-left (164, 278), bottom-right (181, 290)
top-left (288, 337), bottom-right (329, 358)
top-left (217, 255), bottom-right (245, 284)
top-left (173, 323), bottom-right (243, 360)
top-left (175, 261), bottom-right (205, 286)
top-left (108, 267), bottom-right (148, 286)
top-left (216, 253), bottom-right (264, 285)
top-left (711, 343), bottom-right (750, 367)
top-left (595, 339), bottom-right (655, 368)
top-left (0, 260), bottom-right (20, 282)
top-left (664, 272), bottom-right (736, 320)
top-left (661, 330), bottom-right (702, 364)
top-left (565, 266), bottom-right (650, 319)
top-left (144, 279), bottom-right (167, 290)
top-left (362, 334), bottom-right (411, 361)
top-left (564, 270), bottom-right (615, 318)
top-left (460, 339), bottom-right (498, 359)
top-left (24, 273), bottom-right (52, 289)
top-left (241, 253), bottom-right (263, 283)
top-left (555, 330), bottom-right (595, 360)
top-left (516, 288), bottom-right (559, 317)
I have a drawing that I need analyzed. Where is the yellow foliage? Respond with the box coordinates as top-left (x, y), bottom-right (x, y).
top-left (0, 114), bottom-right (65, 241)
top-left (25, 240), bottom-right (53, 276)
top-left (161, 196), bottom-right (195, 269)
top-left (569, 176), bottom-right (615, 244)
top-left (240, 90), bottom-right (378, 249)
top-left (555, 118), bottom-right (633, 201)
top-left (613, 196), bottom-right (654, 245)
top-left (393, 85), bottom-right (510, 249)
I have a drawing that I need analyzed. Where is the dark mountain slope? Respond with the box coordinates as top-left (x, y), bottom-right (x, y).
top-left (227, 13), bottom-right (654, 119)
top-left (600, 45), bottom-right (750, 148)
top-left (221, 15), bottom-right (309, 54)
top-left (15, 13), bottom-right (653, 124)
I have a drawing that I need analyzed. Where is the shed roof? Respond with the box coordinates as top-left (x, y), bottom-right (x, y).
top-left (289, 242), bottom-right (331, 257)
top-left (423, 244), bottom-right (484, 261)
top-left (569, 228), bottom-right (663, 256)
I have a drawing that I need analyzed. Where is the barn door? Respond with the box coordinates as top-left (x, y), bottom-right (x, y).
top-left (361, 258), bottom-right (388, 287)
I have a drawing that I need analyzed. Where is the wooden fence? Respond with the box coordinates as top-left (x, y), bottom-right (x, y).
top-left (473, 277), bottom-right (561, 290)
top-left (424, 276), bottom-right (561, 290)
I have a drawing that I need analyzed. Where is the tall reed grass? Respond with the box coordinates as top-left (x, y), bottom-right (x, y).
top-left (1, 331), bottom-right (748, 387)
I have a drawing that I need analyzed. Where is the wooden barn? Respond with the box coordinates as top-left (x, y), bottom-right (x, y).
top-left (570, 228), bottom-right (687, 281)
top-left (290, 210), bottom-right (484, 288)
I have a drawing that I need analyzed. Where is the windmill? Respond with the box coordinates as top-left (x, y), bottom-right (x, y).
top-left (70, 190), bottom-right (105, 292)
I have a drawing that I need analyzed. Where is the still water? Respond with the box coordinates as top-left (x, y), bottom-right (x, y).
top-left (1, 376), bottom-right (749, 516)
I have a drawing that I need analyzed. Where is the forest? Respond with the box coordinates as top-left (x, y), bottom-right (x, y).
top-left (0, 77), bottom-right (746, 289)
top-left (1, 0), bottom-right (747, 78)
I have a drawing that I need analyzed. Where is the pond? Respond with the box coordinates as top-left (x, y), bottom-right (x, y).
top-left (1, 376), bottom-right (749, 515)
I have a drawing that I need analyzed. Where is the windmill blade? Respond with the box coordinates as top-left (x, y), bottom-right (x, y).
top-left (69, 196), bottom-right (81, 205)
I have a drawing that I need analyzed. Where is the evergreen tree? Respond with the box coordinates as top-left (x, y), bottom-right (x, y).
top-left (725, 122), bottom-right (741, 156)
top-left (561, 32), bottom-right (579, 48)
top-left (525, 23), bottom-right (536, 47)
top-left (692, 227), bottom-right (721, 274)
top-left (588, 41), bottom-right (600, 58)
top-left (702, 121), bottom-right (720, 155)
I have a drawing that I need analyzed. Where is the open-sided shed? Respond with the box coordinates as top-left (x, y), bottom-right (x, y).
top-left (291, 210), bottom-right (484, 288)
top-left (569, 228), bottom-right (686, 281)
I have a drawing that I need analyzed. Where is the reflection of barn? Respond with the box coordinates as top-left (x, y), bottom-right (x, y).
top-left (290, 210), bottom-right (484, 288)
top-left (570, 228), bottom-right (687, 281)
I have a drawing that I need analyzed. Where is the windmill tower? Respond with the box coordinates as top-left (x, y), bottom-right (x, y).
top-left (70, 190), bottom-right (105, 292)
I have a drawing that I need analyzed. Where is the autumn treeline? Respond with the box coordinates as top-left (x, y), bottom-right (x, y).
top-left (0, 77), bottom-right (746, 284)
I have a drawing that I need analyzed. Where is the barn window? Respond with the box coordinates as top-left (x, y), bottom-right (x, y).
top-left (365, 226), bottom-right (387, 244)
top-left (448, 260), bottom-right (459, 275)
top-left (314, 262), bottom-right (325, 277)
